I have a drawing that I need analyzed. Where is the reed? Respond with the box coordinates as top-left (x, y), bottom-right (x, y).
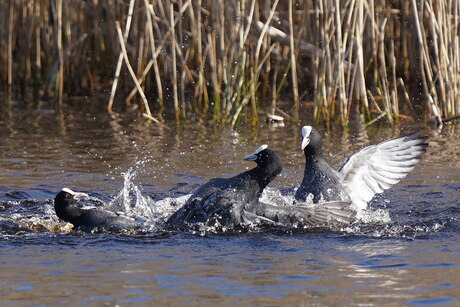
top-left (288, 0), bottom-right (299, 121)
top-left (7, 0), bottom-right (13, 103)
top-left (56, 0), bottom-right (63, 106)
top-left (1, 0), bottom-right (459, 128)
top-left (107, 0), bottom-right (136, 113)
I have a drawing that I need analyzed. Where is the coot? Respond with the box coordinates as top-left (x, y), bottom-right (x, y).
top-left (54, 188), bottom-right (141, 232)
top-left (167, 145), bottom-right (283, 228)
top-left (295, 126), bottom-right (428, 213)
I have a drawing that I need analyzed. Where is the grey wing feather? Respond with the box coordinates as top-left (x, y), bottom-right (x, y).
top-left (255, 201), bottom-right (355, 227)
top-left (339, 132), bottom-right (428, 211)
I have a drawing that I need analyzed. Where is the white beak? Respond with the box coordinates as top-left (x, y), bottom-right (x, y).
top-left (61, 187), bottom-right (89, 200)
top-left (301, 126), bottom-right (312, 150)
top-left (243, 144), bottom-right (268, 161)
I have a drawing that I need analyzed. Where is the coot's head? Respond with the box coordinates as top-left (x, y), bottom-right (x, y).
top-left (243, 144), bottom-right (283, 176)
top-left (54, 188), bottom-right (89, 210)
top-left (301, 126), bottom-right (323, 156)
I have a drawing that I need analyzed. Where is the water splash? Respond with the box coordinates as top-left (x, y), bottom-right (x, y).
top-left (106, 168), bottom-right (156, 220)
top-left (261, 187), bottom-right (392, 224)
top-left (0, 173), bottom-right (450, 237)
top-left (106, 168), bottom-right (189, 225)
top-left (358, 208), bottom-right (392, 224)
top-left (260, 187), bottom-right (295, 206)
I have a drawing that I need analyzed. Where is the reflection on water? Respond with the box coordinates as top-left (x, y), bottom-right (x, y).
top-left (1, 234), bottom-right (459, 305)
top-left (0, 105), bottom-right (459, 305)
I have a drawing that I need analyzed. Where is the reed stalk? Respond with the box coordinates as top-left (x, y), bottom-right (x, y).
top-left (410, 0), bottom-right (443, 126)
top-left (56, 0), bottom-right (64, 106)
top-left (170, 3), bottom-right (180, 123)
top-left (377, 18), bottom-right (393, 125)
top-left (107, 0), bottom-right (136, 113)
top-left (115, 21), bottom-right (161, 126)
top-left (195, 0), bottom-right (208, 113)
top-left (288, 0), bottom-right (299, 121)
top-left (7, 0), bottom-right (13, 103)
top-left (354, 0), bottom-right (369, 118)
top-left (1, 0), bottom-right (459, 128)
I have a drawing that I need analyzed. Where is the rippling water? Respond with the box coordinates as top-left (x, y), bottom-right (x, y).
top-left (0, 106), bottom-right (459, 305)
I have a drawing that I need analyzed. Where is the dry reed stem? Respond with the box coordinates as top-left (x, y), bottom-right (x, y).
top-left (208, 32), bottom-right (220, 122)
top-left (367, 90), bottom-right (382, 113)
top-left (56, 0), bottom-right (64, 106)
top-left (144, 1), bottom-right (164, 109)
top-left (125, 7), bottom-right (175, 106)
top-left (7, 0), bottom-right (13, 101)
top-left (390, 40), bottom-right (399, 119)
top-left (34, 0), bottom-right (41, 90)
top-left (195, 0), bottom-right (207, 112)
top-left (354, 0), bottom-right (369, 115)
top-left (248, 0), bottom-right (279, 124)
top-left (377, 18), bottom-right (393, 125)
top-left (2, 0), bottom-right (459, 127)
top-left (270, 64), bottom-right (278, 117)
top-left (126, 59), bottom-right (154, 104)
top-left (107, 0), bottom-right (136, 113)
top-left (243, 0), bottom-right (257, 46)
top-left (289, 0), bottom-right (299, 121)
top-left (410, 0), bottom-right (443, 126)
top-left (115, 21), bottom-right (161, 126)
top-left (334, 0), bottom-right (347, 125)
top-left (178, 0), bottom-right (186, 119)
top-left (136, 36), bottom-right (145, 84)
top-left (254, 0), bottom-right (279, 66)
top-left (170, 3), bottom-right (180, 123)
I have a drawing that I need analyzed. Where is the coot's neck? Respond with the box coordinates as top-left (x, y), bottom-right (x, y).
top-left (55, 203), bottom-right (83, 225)
top-left (304, 141), bottom-right (323, 157)
top-left (303, 144), bottom-right (323, 167)
top-left (244, 162), bottom-right (282, 193)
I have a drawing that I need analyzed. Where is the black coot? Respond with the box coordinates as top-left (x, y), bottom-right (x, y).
top-left (295, 126), bottom-right (428, 213)
top-left (167, 145), bottom-right (283, 228)
top-left (167, 144), bottom-right (356, 229)
top-left (54, 188), bottom-right (141, 232)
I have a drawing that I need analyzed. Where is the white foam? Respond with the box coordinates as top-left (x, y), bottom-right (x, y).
top-left (107, 168), bottom-right (190, 224)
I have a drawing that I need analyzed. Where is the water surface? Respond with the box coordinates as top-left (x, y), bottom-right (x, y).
top-left (1, 107), bottom-right (459, 305)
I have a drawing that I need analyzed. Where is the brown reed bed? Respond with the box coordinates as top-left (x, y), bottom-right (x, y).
top-left (1, 0), bottom-right (459, 128)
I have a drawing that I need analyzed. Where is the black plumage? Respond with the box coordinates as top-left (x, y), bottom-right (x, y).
top-left (167, 145), bottom-right (283, 228)
top-left (54, 188), bottom-right (141, 232)
top-left (295, 126), bottom-right (429, 213)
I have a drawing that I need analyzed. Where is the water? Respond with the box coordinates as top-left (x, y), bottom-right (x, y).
top-left (1, 106), bottom-right (459, 305)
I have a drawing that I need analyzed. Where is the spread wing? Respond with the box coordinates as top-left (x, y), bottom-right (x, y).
top-left (339, 132), bottom-right (428, 211)
top-left (254, 201), bottom-right (355, 226)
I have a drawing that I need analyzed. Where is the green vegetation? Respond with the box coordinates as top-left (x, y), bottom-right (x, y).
top-left (1, 0), bottom-right (459, 127)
